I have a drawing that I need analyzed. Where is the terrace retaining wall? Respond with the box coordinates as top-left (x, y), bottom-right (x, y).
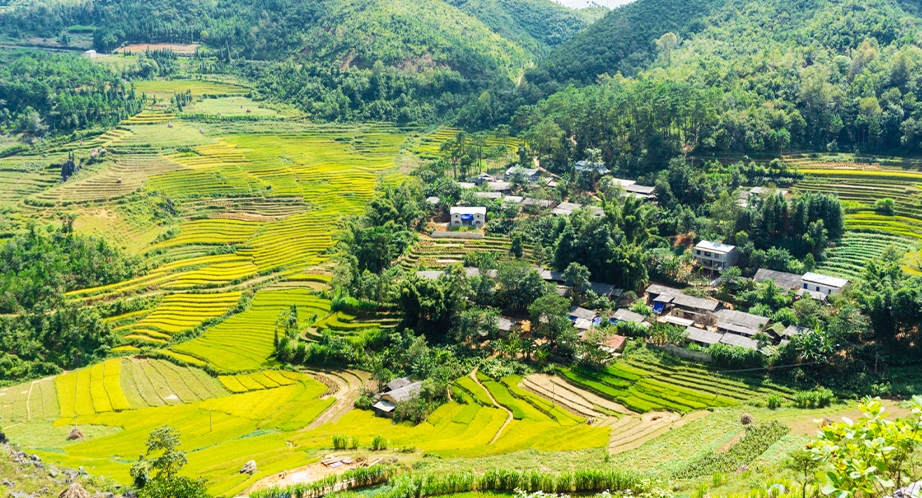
top-left (648, 343), bottom-right (713, 363)
top-left (431, 231), bottom-right (485, 240)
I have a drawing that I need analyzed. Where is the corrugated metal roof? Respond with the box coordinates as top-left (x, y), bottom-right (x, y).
top-left (685, 327), bottom-right (723, 345)
top-left (802, 272), bottom-right (848, 288)
top-left (719, 333), bottom-right (759, 350)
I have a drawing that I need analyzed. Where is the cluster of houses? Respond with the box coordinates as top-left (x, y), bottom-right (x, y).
top-left (692, 240), bottom-right (849, 298)
top-left (429, 164), bottom-right (658, 230)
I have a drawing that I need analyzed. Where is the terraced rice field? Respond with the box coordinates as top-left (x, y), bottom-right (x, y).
top-left (35, 373), bottom-right (334, 495)
top-left (558, 353), bottom-right (795, 414)
top-left (0, 377), bottom-right (59, 423)
top-left (133, 79), bottom-right (250, 99)
top-left (218, 370), bottom-right (302, 393)
top-left (171, 289), bottom-right (331, 372)
top-left (817, 231), bottom-right (919, 279)
top-left (400, 236), bottom-right (536, 269)
top-left (793, 164), bottom-right (922, 237)
top-left (114, 292), bottom-right (241, 345)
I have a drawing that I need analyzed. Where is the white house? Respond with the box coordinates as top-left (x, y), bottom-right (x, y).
top-left (801, 272), bottom-right (848, 296)
top-left (694, 241), bottom-right (739, 271)
top-left (505, 166), bottom-right (540, 182)
top-left (450, 206), bottom-right (486, 227)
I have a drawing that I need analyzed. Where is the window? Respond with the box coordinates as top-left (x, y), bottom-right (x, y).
top-left (803, 283), bottom-right (808, 289)
top-left (816, 286), bottom-right (821, 292)
top-left (705, 251), bottom-right (712, 257)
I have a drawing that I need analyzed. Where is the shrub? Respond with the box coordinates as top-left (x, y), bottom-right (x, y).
top-left (371, 435), bottom-right (388, 451)
top-left (767, 394), bottom-right (783, 409)
top-left (354, 394), bottom-right (374, 410)
top-left (794, 387), bottom-right (836, 408)
top-left (332, 434), bottom-right (348, 450)
top-left (350, 436), bottom-right (360, 449)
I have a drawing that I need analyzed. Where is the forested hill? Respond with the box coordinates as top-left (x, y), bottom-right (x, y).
top-left (515, 0), bottom-right (922, 171)
top-left (525, 0), bottom-right (724, 90)
top-left (0, 0), bottom-right (600, 80)
top-left (446, 0), bottom-right (607, 58)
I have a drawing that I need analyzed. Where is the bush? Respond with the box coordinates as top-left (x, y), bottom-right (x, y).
top-left (794, 387), bottom-right (836, 408)
top-left (708, 343), bottom-right (765, 369)
top-left (332, 434), bottom-right (348, 450)
top-left (767, 394), bottom-right (782, 409)
top-left (354, 394), bottom-right (374, 410)
top-left (371, 435), bottom-right (388, 451)
top-left (350, 436), bottom-right (360, 449)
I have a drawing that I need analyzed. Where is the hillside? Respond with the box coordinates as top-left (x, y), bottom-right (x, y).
top-left (517, 0), bottom-right (922, 170)
top-left (525, 0), bottom-right (724, 89)
top-left (446, 0), bottom-right (607, 58)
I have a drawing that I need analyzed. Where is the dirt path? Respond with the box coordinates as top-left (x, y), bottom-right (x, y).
top-left (470, 368), bottom-right (513, 444)
top-left (303, 369), bottom-right (366, 430)
top-left (523, 374), bottom-right (628, 415)
top-left (25, 380), bottom-right (34, 421)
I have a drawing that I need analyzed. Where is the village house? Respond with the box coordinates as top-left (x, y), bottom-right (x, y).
top-left (487, 181), bottom-right (512, 193)
top-left (753, 268), bottom-right (803, 291)
top-left (623, 184), bottom-right (656, 199)
top-left (551, 202), bottom-right (582, 216)
top-left (450, 206), bottom-right (486, 227)
top-left (738, 187), bottom-right (791, 207)
top-left (505, 166), bottom-right (540, 182)
top-left (694, 241), bottom-right (739, 271)
top-left (713, 309), bottom-right (770, 338)
top-left (801, 272), bottom-right (848, 296)
top-left (474, 192), bottom-right (503, 200)
top-left (372, 377), bottom-right (423, 417)
top-left (718, 333), bottom-right (760, 351)
top-left (496, 316), bottom-right (521, 336)
top-left (611, 308), bottom-right (649, 327)
top-left (685, 326), bottom-right (724, 348)
top-left (568, 306), bottom-right (599, 331)
top-left (469, 173), bottom-right (495, 185)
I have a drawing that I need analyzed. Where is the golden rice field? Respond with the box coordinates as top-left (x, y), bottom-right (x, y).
top-left (0, 79), bottom-right (617, 494)
top-left (17, 368), bottom-right (603, 496)
top-left (172, 289), bottom-right (331, 372)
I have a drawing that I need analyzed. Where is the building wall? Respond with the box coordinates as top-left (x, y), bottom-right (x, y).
top-left (450, 213), bottom-right (484, 226)
top-left (802, 281), bottom-right (842, 295)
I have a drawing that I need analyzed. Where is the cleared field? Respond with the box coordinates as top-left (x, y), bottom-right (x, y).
top-left (172, 289), bottom-right (331, 372)
top-left (181, 97), bottom-right (281, 117)
top-left (116, 43), bottom-right (200, 54)
top-left (120, 358), bottom-right (229, 407)
top-left (0, 377), bottom-right (59, 423)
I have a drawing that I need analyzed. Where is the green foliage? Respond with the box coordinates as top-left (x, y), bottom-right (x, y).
top-left (673, 421), bottom-right (790, 479)
top-left (0, 53), bottom-right (142, 134)
top-left (708, 343), bottom-right (765, 369)
top-left (332, 434), bottom-right (349, 450)
top-left (371, 434), bottom-right (389, 451)
top-left (811, 396), bottom-right (922, 497)
top-left (793, 387), bottom-right (836, 408)
top-left (138, 476), bottom-right (210, 498)
top-left (527, 0), bottom-right (722, 87)
top-left (0, 222), bottom-right (139, 313)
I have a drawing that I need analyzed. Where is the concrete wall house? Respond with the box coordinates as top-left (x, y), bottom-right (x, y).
top-left (801, 272), bottom-right (848, 295)
top-left (450, 206), bottom-right (486, 227)
top-left (694, 241), bottom-right (739, 271)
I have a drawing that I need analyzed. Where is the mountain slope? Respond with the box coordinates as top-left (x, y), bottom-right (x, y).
top-left (446, 0), bottom-right (606, 58)
top-left (526, 0), bottom-right (724, 89)
top-left (516, 0), bottom-right (922, 168)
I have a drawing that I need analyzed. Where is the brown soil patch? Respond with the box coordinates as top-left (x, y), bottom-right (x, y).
top-left (715, 431), bottom-right (744, 453)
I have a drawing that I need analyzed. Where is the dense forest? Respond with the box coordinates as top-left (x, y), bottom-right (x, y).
top-left (510, 0), bottom-right (922, 166)
top-left (0, 53), bottom-right (141, 135)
